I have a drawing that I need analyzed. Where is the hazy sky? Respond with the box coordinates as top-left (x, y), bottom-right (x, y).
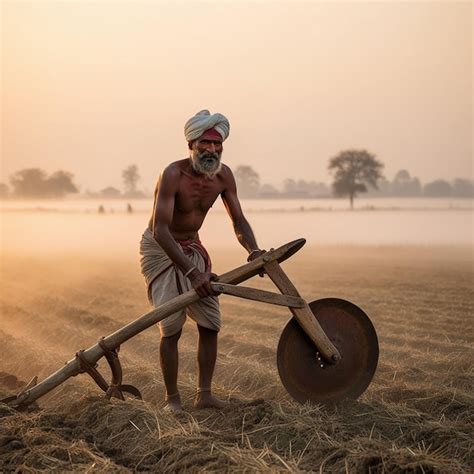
top-left (1, 1), bottom-right (472, 192)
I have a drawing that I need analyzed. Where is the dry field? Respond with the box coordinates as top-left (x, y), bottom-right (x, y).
top-left (0, 245), bottom-right (473, 472)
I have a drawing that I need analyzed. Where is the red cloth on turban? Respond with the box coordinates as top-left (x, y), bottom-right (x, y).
top-left (188, 128), bottom-right (223, 148)
top-left (199, 128), bottom-right (223, 141)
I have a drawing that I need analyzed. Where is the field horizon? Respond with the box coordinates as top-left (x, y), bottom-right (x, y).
top-left (0, 245), bottom-right (473, 472)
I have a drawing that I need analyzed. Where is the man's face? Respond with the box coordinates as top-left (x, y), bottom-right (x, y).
top-left (190, 136), bottom-right (223, 178)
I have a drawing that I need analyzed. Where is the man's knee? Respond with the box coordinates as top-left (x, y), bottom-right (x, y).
top-left (197, 324), bottom-right (219, 338)
top-left (161, 328), bottom-right (182, 345)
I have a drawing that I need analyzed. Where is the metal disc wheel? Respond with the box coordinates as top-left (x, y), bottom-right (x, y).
top-left (277, 298), bottom-right (379, 404)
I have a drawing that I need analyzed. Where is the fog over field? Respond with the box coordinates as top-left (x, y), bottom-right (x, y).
top-left (1, 197), bottom-right (473, 260)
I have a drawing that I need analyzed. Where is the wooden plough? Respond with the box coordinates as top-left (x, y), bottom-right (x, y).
top-left (2, 239), bottom-right (379, 408)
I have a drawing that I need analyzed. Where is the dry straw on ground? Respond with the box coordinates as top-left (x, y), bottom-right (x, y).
top-left (1, 246), bottom-right (473, 472)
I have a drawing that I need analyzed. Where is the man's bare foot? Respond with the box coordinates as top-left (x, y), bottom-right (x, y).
top-left (194, 389), bottom-right (227, 409)
top-left (164, 393), bottom-right (183, 412)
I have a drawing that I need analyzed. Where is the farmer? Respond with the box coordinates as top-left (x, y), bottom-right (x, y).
top-left (140, 110), bottom-right (264, 411)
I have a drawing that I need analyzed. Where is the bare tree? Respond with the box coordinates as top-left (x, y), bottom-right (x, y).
top-left (122, 165), bottom-right (140, 196)
top-left (234, 165), bottom-right (260, 198)
top-left (328, 149), bottom-right (384, 209)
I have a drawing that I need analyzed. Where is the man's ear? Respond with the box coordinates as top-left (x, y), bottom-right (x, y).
top-left (188, 141), bottom-right (194, 150)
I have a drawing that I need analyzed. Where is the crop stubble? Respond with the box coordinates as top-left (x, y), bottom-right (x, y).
top-left (0, 246), bottom-right (472, 472)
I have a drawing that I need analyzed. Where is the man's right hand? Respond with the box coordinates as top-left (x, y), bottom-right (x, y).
top-left (188, 269), bottom-right (219, 298)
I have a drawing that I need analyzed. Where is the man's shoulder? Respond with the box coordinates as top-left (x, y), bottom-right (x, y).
top-left (162, 159), bottom-right (189, 177)
top-left (218, 163), bottom-right (234, 179)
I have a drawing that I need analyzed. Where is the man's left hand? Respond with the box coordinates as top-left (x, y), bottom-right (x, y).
top-left (247, 249), bottom-right (267, 277)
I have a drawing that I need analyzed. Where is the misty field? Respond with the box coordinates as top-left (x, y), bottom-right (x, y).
top-left (0, 245), bottom-right (473, 472)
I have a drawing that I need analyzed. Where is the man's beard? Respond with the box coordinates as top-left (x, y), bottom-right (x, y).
top-left (190, 150), bottom-right (222, 179)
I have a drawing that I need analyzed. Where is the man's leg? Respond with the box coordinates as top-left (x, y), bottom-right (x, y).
top-left (160, 329), bottom-right (183, 411)
top-left (194, 324), bottom-right (226, 409)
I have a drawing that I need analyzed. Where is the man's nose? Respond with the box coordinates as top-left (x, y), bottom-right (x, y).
top-left (207, 142), bottom-right (216, 153)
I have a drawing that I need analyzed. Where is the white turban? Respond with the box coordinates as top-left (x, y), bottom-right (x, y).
top-left (184, 110), bottom-right (230, 143)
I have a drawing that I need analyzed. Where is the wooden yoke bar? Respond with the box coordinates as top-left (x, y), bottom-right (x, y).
top-left (9, 239), bottom-right (307, 407)
top-left (210, 282), bottom-right (306, 308)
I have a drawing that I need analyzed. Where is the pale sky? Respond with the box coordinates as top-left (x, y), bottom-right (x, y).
top-left (1, 0), bottom-right (472, 193)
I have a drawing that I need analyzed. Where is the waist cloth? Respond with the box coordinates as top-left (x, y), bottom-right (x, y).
top-left (139, 227), bottom-right (221, 337)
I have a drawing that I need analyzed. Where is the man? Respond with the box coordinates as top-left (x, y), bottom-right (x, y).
top-left (140, 110), bottom-right (264, 411)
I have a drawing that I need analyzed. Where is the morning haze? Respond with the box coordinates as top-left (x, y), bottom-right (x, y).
top-left (2, 4), bottom-right (474, 471)
top-left (1, 1), bottom-right (472, 192)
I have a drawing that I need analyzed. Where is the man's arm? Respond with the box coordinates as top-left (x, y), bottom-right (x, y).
top-left (152, 166), bottom-right (217, 297)
top-left (221, 166), bottom-right (264, 260)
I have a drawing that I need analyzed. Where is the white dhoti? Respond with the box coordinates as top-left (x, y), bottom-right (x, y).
top-left (139, 228), bottom-right (221, 337)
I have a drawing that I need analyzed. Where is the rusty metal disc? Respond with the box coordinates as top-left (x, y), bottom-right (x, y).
top-left (277, 298), bottom-right (378, 404)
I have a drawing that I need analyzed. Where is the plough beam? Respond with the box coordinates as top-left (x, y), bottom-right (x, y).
top-left (1, 238), bottom-right (343, 408)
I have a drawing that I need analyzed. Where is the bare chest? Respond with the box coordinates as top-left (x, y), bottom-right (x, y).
top-left (175, 176), bottom-right (223, 214)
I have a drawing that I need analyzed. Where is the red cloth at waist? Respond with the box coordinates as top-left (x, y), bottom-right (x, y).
top-left (176, 238), bottom-right (212, 273)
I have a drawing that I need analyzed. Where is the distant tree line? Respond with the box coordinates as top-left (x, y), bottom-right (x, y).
top-left (365, 171), bottom-right (474, 199)
top-left (0, 168), bottom-right (79, 198)
top-left (234, 152), bottom-right (474, 204)
top-left (85, 164), bottom-right (145, 198)
top-left (1, 156), bottom-right (472, 203)
top-left (0, 164), bottom-right (145, 199)
top-left (234, 166), bottom-right (473, 199)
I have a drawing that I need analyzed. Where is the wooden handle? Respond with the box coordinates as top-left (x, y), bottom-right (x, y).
top-left (11, 239), bottom-right (307, 407)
